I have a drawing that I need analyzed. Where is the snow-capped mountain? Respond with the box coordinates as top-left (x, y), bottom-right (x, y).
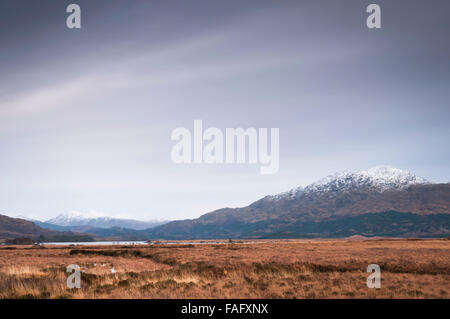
top-left (45, 212), bottom-right (167, 230)
top-left (267, 165), bottom-right (430, 201)
top-left (145, 165), bottom-right (450, 239)
top-left (45, 211), bottom-right (99, 226)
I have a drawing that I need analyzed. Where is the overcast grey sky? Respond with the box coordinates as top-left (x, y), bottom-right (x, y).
top-left (0, 0), bottom-right (449, 221)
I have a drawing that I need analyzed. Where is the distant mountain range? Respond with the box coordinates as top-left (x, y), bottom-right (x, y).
top-left (145, 166), bottom-right (450, 239)
top-left (1, 166), bottom-right (449, 241)
top-left (15, 213), bottom-right (169, 241)
top-left (38, 213), bottom-right (167, 230)
top-left (0, 214), bottom-right (94, 242)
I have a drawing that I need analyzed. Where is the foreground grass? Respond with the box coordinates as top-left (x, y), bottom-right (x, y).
top-left (0, 239), bottom-right (449, 298)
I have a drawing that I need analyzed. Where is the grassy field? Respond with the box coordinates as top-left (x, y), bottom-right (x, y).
top-left (0, 238), bottom-right (449, 299)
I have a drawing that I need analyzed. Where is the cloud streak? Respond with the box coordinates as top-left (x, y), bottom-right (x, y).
top-left (0, 0), bottom-right (449, 220)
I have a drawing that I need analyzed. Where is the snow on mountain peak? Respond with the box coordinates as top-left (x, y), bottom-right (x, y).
top-left (46, 211), bottom-right (112, 226)
top-left (312, 165), bottom-right (429, 191)
top-left (44, 211), bottom-right (168, 229)
top-left (267, 165), bottom-right (430, 201)
top-left (362, 165), bottom-right (428, 186)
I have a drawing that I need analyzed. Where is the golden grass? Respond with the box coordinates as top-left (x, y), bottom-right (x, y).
top-left (0, 239), bottom-right (449, 299)
top-left (3, 266), bottom-right (48, 278)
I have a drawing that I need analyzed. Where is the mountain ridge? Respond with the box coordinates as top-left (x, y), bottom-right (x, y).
top-left (0, 214), bottom-right (94, 242)
top-left (145, 166), bottom-right (450, 239)
top-left (267, 165), bottom-right (430, 201)
top-left (36, 213), bottom-right (167, 231)
top-left (3, 166), bottom-right (449, 240)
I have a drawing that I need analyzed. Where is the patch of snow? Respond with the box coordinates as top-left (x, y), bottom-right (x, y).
top-left (267, 165), bottom-right (430, 201)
